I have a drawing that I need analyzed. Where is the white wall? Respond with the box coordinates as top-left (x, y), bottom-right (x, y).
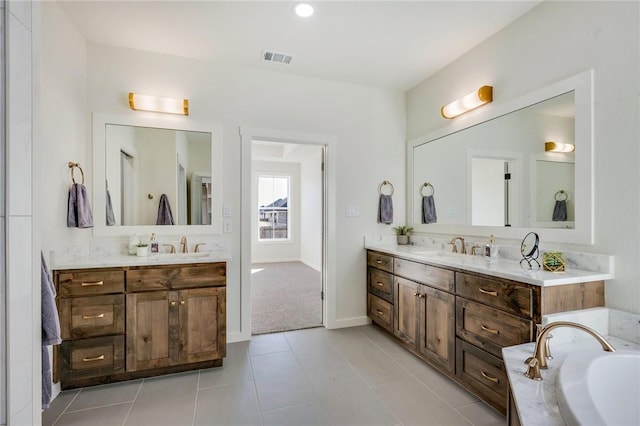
top-left (39, 1), bottom-right (406, 336)
top-left (407, 1), bottom-right (640, 314)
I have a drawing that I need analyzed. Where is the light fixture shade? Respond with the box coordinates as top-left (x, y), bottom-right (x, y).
top-left (545, 141), bottom-right (575, 153)
top-left (129, 93), bottom-right (189, 115)
top-left (441, 85), bottom-right (493, 119)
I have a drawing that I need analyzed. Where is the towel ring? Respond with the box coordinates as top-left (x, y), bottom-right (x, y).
top-left (555, 190), bottom-right (568, 201)
top-left (68, 162), bottom-right (85, 185)
top-left (378, 180), bottom-right (394, 196)
top-left (420, 182), bottom-right (434, 197)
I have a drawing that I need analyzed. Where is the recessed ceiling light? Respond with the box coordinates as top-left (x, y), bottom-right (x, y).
top-left (293, 3), bottom-right (314, 18)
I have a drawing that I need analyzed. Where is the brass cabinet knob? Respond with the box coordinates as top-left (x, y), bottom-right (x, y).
top-left (170, 301), bottom-right (177, 306)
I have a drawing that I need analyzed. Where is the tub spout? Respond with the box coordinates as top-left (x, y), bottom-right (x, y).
top-left (524, 321), bottom-right (615, 380)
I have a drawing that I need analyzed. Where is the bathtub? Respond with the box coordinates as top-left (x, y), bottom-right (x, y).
top-left (557, 350), bottom-right (640, 426)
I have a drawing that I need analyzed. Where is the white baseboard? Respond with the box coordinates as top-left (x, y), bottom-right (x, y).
top-left (326, 316), bottom-right (371, 329)
top-left (227, 331), bottom-right (250, 343)
top-left (251, 257), bottom-right (299, 264)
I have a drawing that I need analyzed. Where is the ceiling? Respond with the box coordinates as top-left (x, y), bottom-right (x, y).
top-left (58, 1), bottom-right (542, 91)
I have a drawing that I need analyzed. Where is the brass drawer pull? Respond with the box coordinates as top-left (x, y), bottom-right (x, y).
top-left (82, 354), bottom-right (105, 362)
top-left (170, 301), bottom-right (177, 306)
top-left (481, 371), bottom-right (499, 383)
top-left (481, 325), bottom-right (500, 335)
top-left (376, 310), bottom-right (385, 316)
top-left (478, 288), bottom-right (498, 297)
top-left (376, 259), bottom-right (383, 264)
top-left (81, 280), bottom-right (104, 287)
top-left (376, 282), bottom-right (384, 287)
top-left (82, 313), bottom-right (105, 320)
top-left (180, 300), bottom-right (185, 305)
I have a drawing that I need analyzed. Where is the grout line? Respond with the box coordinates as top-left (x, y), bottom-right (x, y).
top-left (191, 371), bottom-right (201, 426)
top-left (62, 401), bottom-right (133, 415)
top-left (121, 378), bottom-right (144, 426)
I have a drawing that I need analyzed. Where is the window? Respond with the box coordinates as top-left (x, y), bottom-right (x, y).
top-left (258, 176), bottom-right (289, 240)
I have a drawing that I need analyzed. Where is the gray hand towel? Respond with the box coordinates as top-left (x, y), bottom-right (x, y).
top-left (156, 193), bottom-right (175, 225)
top-left (552, 200), bottom-right (567, 221)
top-left (106, 189), bottom-right (116, 226)
top-left (41, 252), bottom-right (61, 409)
top-left (422, 195), bottom-right (437, 224)
top-left (67, 183), bottom-right (94, 228)
top-left (377, 194), bottom-right (393, 224)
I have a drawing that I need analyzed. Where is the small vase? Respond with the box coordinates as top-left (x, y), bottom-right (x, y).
top-left (136, 246), bottom-right (148, 257)
top-left (397, 235), bottom-right (409, 245)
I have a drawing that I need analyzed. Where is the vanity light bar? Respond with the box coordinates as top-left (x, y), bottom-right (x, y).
top-left (545, 141), bottom-right (575, 153)
top-left (128, 93), bottom-right (189, 115)
top-left (441, 85), bottom-right (493, 119)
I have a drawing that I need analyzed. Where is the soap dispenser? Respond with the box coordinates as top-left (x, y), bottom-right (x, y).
top-left (485, 235), bottom-right (497, 259)
top-left (149, 233), bottom-right (159, 254)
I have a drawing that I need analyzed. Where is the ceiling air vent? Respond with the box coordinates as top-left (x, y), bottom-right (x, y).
top-left (262, 50), bottom-right (293, 65)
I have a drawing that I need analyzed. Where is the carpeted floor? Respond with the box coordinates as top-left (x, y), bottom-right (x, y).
top-left (251, 261), bottom-right (323, 335)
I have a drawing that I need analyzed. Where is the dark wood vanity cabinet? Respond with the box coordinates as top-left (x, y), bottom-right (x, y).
top-left (54, 262), bottom-right (226, 390)
top-left (366, 249), bottom-right (605, 415)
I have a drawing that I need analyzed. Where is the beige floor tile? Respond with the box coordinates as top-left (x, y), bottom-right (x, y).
top-left (374, 379), bottom-right (472, 426)
top-left (66, 380), bottom-right (142, 412)
top-left (42, 390), bottom-right (79, 426)
top-left (249, 333), bottom-right (291, 356)
top-left (254, 368), bottom-right (319, 411)
top-left (292, 345), bottom-right (347, 370)
top-left (262, 401), bottom-right (334, 426)
top-left (456, 401), bottom-right (506, 426)
top-left (194, 381), bottom-right (261, 426)
top-left (199, 353), bottom-right (253, 389)
top-left (251, 350), bottom-right (300, 379)
top-left (55, 402), bottom-right (132, 426)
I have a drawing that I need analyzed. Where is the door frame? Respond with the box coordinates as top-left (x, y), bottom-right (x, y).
top-left (240, 127), bottom-right (337, 341)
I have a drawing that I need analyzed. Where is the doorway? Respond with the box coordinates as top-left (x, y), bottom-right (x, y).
top-left (250, 140), bottom-right (324, 335)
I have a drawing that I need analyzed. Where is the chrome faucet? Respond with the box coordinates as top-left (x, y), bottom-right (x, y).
top-left (448, 236), bottom-right (466, 254)
top-left (180, 236), bottom-right (189, 253)
top-left (524, 321), bottom-right (615, 380)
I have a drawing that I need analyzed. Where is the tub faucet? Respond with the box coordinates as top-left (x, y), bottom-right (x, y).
top-left (180, 236), bottom-right (189, 253)
top-left (448, 236), bottom-right (466, 254)
top-left (524, 321), bottom-right (615, 380)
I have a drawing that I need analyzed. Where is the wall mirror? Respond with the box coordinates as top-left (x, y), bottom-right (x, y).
top-left (93, 113), bottom-right (223, 236)
top-left (408, 70), bottom-right (593, 244)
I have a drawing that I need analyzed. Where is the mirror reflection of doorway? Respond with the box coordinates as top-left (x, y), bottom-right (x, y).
top-left (120, 150), bottom-right (135, 225)
top-left (250, 140), bottom-right (325, 335)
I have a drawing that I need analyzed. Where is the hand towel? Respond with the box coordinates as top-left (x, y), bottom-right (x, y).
top-left (422, 195), bottom-right (437, 224)
top-left (552, 200), bottom-right (567, 221)
top-left (156, 193), bottom-right (175, 225)
top-left (377, 194), bottom-right (393, 224)
top-left (41, 252), bottom-right (61, 409)
top-left (106, 188), bottom-right (116, 226)
top-left (67, 183), bottom-right (94, 228)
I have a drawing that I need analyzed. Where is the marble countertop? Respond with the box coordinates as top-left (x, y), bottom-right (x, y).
top-left (51, 251), bottom-right (232, 270)
top-left (502, 336), bottom-right (640, 426)
top-left (365, 243), bottom-right (614, 287)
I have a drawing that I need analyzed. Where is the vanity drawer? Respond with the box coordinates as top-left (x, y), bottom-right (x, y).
top-left (456, 339), bottom-right (507, 414)
top-left (127, 263), bottom-right (227, 292)
top-left (456, 272), bottom-right (533, 318)
top-left (367, 251), bottom-right (393, 273)
top-left (456, 298), bottom-right (533, 358)
top-left (58, 335), bottom-right (125, 385)
top-left (59, 294), bottom-right (125, 340)
top-left (368, 267), bottom-right (393, 302)
top-left (368, 293), bottom-right (393, 332)
top-left (56, 269), bottom-right (125, 297)
top-left (395, 258), bottom-right (454, 292)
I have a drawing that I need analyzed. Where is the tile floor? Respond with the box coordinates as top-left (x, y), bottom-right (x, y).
top-left (42, 325), bottom-right (506, 426)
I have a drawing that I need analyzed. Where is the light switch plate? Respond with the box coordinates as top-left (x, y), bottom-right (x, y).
top-left (345, 207), bottom-right (361, 217)
top-left (223, 205), bottom-right (232, 217)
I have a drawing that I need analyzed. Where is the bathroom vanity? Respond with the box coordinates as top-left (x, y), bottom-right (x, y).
top-left (52, 257), bottom-right (227, 390)
top-left (365, 244), bottom-right (612, 415)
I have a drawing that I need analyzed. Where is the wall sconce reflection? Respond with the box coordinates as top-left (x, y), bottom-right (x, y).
top-left (545, 141), bottom-right (575, 153)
